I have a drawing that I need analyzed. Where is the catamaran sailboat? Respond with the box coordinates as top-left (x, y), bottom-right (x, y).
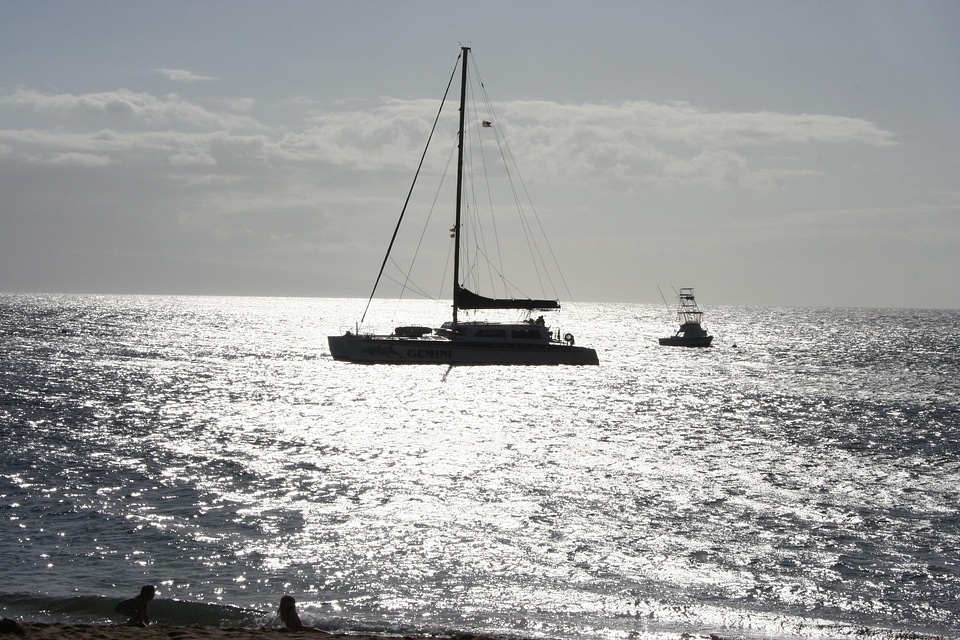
top-left (328, 47), bottom-right (598, 365)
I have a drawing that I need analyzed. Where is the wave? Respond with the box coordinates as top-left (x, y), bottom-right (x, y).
top-left (2, 592), bottom-right (955, 640)
top-left (0, 593), bottom-right (272, 629)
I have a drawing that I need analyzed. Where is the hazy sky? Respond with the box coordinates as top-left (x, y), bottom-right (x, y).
top-left (2, 1), bottom-right (958, 308)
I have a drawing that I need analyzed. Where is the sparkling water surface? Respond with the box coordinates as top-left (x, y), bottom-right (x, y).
top-left (1, 294), bottom-right (958, 640)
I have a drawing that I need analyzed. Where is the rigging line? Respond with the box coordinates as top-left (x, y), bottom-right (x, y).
top-left (464, 237), bottom-right (544, 301)
top-left (395, 131), bottom-right (457, 312)
top-left (384, 255), bottom-right (434, 300)
top-left (467, 122), bottom-right (501, 297)
top-left (472, 64), bottom-right (514, 295)
top-left (475, 69), bottom-right (561, 302)
top-left (508, 142), bottom-right (570, 302)
top-left (460, 86), bottom-right (483, 294)
top-left (359, 52), bottom-right (461, 326)
top-left (379, 270), bottom-right (436, 301)
top-left (470, 54), bottom-right (538, 301)
top-left (467, 56), bottom-right (507, 298)
top-left (488, 97), bottom-right (561, 300)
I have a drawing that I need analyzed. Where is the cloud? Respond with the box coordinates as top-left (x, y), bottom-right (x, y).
top-left (564, 100), bottom-right (899, 148)
top-left (0, 88), bottom-right (897, 193)
top-left (1, 89), bottom-right (265, 131)
top-left (283, 98), bottom-right (440, 168)
top-left (48, 152), bottom-right (114, 167)
top-left (168, 148), bottom-right (218, 167)
top-left (212, 97), bottom-right (255, 112)
top-left (286, 97), bottom-right (896, 190)
top-left (157, 68), bottom-right (219, 83)
top-left (481, 99), bottom-right (896, 189)
top-left (0, 127), bottom-right (274, 171)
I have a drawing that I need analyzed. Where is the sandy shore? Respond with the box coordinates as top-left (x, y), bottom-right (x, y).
top-left (1, 622), bottom-right (500, 640)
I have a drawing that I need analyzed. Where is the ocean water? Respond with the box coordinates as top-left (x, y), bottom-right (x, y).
top-left (1, 293), bottom-right (958, 640)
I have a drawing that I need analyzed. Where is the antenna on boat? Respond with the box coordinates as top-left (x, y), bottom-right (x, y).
top-left (657, 285), bottom-right (672, 313)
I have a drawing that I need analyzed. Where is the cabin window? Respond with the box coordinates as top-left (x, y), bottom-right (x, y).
top-left (511, 329), bottom-right (543, 340)
top-left (475, 328), bottom-right (507, 338)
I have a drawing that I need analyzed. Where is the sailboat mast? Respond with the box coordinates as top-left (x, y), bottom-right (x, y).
top-left (452, 46), bottom-right (469, 324)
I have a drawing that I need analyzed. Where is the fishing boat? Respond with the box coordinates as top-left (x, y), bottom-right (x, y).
top-left (658, 288), bottom-right (713, 347)
top-left (327, 47), bottom-right (598, 365)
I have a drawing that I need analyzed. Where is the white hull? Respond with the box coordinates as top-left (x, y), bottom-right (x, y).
top-left (328, 334), bottom-right (599, 365)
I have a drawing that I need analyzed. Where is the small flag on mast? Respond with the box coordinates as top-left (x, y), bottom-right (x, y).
top-left (482, 120), bottom-right (493, 128)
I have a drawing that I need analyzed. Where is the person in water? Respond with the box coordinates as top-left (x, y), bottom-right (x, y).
top-left (278, 595), bottom-right (324, 632)
top-left (114, 585), bottom-right (155, 627)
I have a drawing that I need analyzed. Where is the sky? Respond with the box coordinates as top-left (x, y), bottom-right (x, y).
top-left (1, 1), bottom-right (959, 309)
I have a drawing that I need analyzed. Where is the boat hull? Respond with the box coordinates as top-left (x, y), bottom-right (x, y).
top-left (658, 335), bottom-right (713, 347)
top-left (328, 334), bottom-right (599, 365)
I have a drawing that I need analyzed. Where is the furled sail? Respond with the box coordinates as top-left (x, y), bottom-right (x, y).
top-left (455, 284), bottom-right (560, 311)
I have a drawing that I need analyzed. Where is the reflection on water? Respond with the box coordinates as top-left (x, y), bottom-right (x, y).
top-left (1, 294), bottom-right (959, 639)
